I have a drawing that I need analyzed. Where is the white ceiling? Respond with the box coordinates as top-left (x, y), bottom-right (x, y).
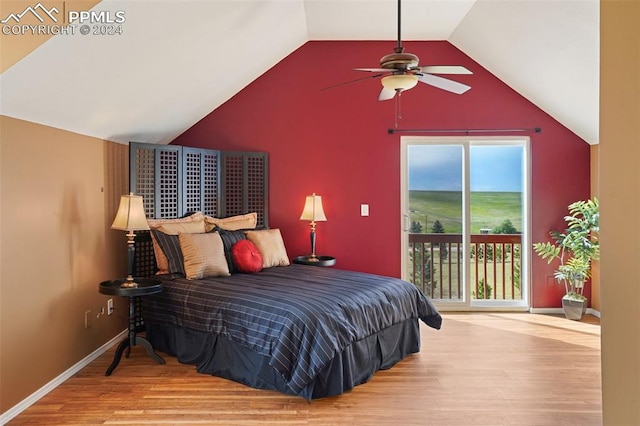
top-left (0, 0), bottom-right (599, 145)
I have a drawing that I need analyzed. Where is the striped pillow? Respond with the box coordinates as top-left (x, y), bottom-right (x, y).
top-left (217, 229), bottom-right (247, 273)
top-left (178, 232), bottom-right (230, 279)
top-left (150, 229), bottom-right (184, 276)
top-left (147, 212), bottom-right (206, 274)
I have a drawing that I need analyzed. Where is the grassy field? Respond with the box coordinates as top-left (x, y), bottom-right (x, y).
top-left (408, 190), bottom-right (524, 301)
top-left (409, 190), bottom-right (522, 234)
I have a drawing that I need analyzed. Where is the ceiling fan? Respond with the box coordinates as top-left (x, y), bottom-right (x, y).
top-left (352, 0), bottom-right (473, 101)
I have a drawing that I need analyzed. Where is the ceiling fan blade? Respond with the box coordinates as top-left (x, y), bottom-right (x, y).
top-left (322, 73), bottom-right (384, 91)
top-left (379, 87), bottom-right (397, 101)
top-left (419, 66), bottom-right (473, 75)
top-left (354, 68), bottom-right (389, 73)
top-left (417, 73), bottom-right (471, 94)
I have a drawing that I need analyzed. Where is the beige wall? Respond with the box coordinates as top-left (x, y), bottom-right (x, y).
top-left (590, 145), bottom-right (600, 312)
top-left (0, 116), bottom-right (129, 413)
top-left (600, 1), bottom-right (640, 424)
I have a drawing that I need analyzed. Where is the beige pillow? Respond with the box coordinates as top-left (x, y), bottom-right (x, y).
top-left (147, 211), bottom-right (204, 229)
top-left (147, 212), bottom-right (205, 274)
top-left (245, 229), bottom-right (290, 268)
top-left (155, 221), bottom-right (205, 235)
top-left (204, 212), bottom-right (257, 232)
top-left (178, 232), bottom-right (230, 279)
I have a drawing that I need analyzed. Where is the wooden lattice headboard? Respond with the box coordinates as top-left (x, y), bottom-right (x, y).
top-left (130, 142), bottom-right (268, 277)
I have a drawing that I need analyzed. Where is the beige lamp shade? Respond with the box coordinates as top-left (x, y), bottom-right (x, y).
top-left (111, 193), bottom-right (149, 231)
top-left (381, 74), bottom-right (418, 91)
top-left (300, 193), bottom-right (327, 222)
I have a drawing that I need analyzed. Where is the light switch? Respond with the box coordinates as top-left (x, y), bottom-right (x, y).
top-left (361, 204), bottom-right (369, 216)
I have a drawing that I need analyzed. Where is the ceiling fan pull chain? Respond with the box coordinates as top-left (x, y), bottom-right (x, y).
top-left (394, 93), bottom-right (398, 127)
top-left (395, 90), bottom-right (403, 128)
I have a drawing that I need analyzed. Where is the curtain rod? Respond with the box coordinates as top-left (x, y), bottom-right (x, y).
top-left (388, 127), bottom-right (542, 135)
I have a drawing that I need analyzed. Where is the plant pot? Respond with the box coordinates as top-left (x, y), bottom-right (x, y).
top-left (562, 297), bottom-right (587, 320)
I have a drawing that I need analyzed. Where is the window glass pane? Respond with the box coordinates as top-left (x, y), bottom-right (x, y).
top-left (469, 145), bottom-right (524, 301)
top-left (408, 144), bottom-right (463, 300)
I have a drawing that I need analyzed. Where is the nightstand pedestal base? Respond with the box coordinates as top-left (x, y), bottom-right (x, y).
top-left (99, 278), bottom-right (166, 376)
top-left (106, 334), bottom-right (165, 376)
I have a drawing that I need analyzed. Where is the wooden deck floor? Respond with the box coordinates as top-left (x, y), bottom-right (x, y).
top-left (7, 313), bottom-right (602, 425)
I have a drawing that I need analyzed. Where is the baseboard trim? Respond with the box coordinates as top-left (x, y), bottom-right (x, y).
top-left (0, 329), bottom-right (126, 425)
top-left (529, 307), bottom-right (601, 318)
top-left (529, 308), bottom-right (564, 314)
top-left (587, 308), bottom-right (601, 318)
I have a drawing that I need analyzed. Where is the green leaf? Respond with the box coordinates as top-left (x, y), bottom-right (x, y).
top-left (533, 197), bottom-right (599, 295)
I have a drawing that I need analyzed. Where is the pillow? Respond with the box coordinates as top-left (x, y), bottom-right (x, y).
top-left (231, 240), bottom-right (263, 273)
top-left (204, 212), bottom-right (257, 232)
top-left (155, 221), bottom-right (205, 234)
top-left (245, 229), bottom-right (290, 268)
top-left (217, 229), bottom-right (247, 273)
top-left (147, 212), bottom-right (205, 274)
top-left (147, 211), bottom-right (205, 230)
top-left (150, 229), bottom-right (185, 276)
top-left (178, 232), bottom-right (230, 279)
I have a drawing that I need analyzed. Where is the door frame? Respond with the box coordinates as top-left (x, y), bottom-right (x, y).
top-left (400, 136), bottom-right (531, 311)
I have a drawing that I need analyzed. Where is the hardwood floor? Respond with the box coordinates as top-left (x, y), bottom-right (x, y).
top-left (7, 313), bottom-right (602, 425)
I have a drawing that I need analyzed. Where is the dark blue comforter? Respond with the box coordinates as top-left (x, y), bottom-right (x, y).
top-left (144, 264), bottom-right (441, 394)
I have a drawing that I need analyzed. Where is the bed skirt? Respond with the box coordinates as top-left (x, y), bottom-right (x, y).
top-left (146, 318), bottom-right (421, 399)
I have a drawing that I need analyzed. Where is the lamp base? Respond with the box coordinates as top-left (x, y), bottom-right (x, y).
top-left (122, 235), bottom-right (138, 288)
top-left (120, 276), bottom-right (139, 288)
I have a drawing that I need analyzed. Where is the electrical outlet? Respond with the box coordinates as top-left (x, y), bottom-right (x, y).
top-left (107, 299), bottom-right (114, 315)
top-left (85, 310), bottom-right (91, 328)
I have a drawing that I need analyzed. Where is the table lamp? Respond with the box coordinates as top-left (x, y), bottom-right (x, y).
top-left (299, 193), bottom-right (327, 261)
top-left (111, 193), bottom-right (149, 287)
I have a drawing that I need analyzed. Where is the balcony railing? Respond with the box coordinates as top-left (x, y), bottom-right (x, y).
top-left (408, 233), bottom-right (522, 301)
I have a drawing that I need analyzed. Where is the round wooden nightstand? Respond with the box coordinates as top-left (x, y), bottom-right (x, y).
top-left (99, 278), bottom-right (165, 376)
top-left (293, 255), bottom-right (336, 267)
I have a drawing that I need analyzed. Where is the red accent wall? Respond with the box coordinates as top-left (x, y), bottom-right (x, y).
top-left (172, 41), bottom-right (590, 309)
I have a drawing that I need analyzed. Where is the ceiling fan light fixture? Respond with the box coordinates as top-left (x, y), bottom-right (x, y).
top-left (381, 74), bottom-right (419, 92)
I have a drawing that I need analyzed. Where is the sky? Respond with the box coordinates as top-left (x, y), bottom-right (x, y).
top-left (408, 144), bottom-right (524, 192)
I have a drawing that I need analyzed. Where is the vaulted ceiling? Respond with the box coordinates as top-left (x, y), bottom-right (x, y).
top-left (0, 0), bottom-right (599, 145)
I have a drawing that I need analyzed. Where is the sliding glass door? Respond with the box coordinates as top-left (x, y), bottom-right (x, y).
top-left (401, 137), bottom-right (530, 310)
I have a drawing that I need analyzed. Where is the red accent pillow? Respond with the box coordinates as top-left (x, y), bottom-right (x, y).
top-left (231, 239), bottom-right (263, 273)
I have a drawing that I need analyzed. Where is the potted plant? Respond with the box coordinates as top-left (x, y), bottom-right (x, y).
top-left (533, 198), bottom-right (599, 320)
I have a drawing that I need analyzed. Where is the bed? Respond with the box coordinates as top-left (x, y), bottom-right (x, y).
top-left (142, 261), bottom-right (441, 399)
top-left (129, 142), bottom-right (441, 399)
